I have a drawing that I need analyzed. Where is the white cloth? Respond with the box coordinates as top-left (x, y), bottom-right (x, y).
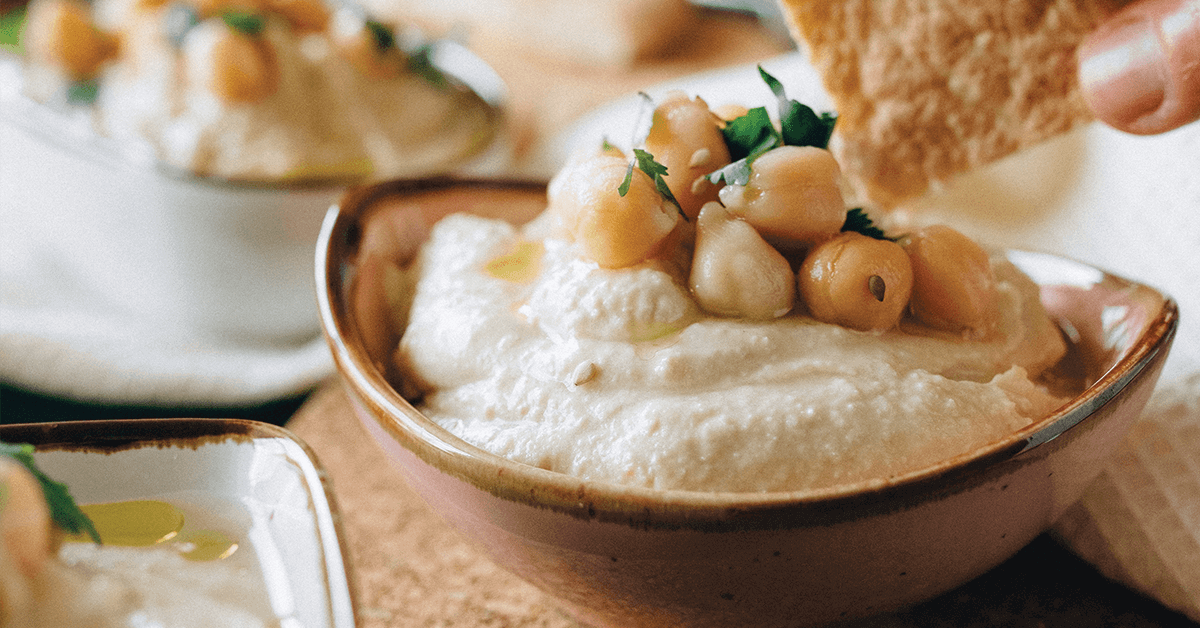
top-left (0, 234), bottom-right (334, 406)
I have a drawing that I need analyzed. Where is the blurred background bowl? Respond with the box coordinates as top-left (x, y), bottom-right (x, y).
top-left (0, 44), bottom-right (504, 343)
top-left (315, 179), bottom-right (1178, 627)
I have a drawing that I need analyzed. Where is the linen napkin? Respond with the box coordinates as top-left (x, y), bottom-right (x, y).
top-left (0, 228), bottom-right (334, 407)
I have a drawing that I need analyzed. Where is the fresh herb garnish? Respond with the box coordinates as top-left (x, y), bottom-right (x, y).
top-left (721, 106), bottom-right (778, 162)
top-left (613, 93), bottom-right (685, 218)
top-left (0, 442), bottom-right (100, 544)
top-left (221, 11), bottom-right (265, 36)
top-left (366, 19), bottom-right (395, 51)
top-left (67, 79), bottom-right (100, 105)
top-left (759, 67), bottom-right (837, 149)
top-left (706, 66), bottom-right (838, 187)
top-left (618, 148), bottom-right (684, 217)
top-left (405, 42), bottom-right (449, 89)
top-left (841, 207), bottom-right (891, 240)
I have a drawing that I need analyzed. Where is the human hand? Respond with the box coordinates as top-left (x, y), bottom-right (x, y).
top-left (1078, 0), bottom-right (1200, 134)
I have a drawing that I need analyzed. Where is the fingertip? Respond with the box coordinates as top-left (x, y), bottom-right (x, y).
top-left (1079, 0), bottom-right (1200, 135)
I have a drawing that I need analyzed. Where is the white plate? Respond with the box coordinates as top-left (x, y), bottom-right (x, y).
top-left (0, 419), bottom-right (356, 628)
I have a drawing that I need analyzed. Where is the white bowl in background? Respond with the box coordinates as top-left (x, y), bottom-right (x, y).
top-left (0, 43), bottom-right (504, 343)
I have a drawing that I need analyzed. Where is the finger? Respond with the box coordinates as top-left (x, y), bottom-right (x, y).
top-left (1078, 0), bottom-right (1200, 135)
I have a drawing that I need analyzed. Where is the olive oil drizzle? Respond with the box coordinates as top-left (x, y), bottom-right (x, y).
top-left (65, 500), bottom-right (239, 562)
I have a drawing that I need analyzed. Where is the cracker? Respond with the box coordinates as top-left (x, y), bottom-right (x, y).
top-left (777, 0), bottom-right (1130, 207)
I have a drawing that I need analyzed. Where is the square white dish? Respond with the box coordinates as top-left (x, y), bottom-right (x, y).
top-left (0, 418), bottom-right (356, 628)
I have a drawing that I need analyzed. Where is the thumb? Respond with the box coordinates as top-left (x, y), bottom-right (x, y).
top-left (1078, 0), bottom-right (1200, 135)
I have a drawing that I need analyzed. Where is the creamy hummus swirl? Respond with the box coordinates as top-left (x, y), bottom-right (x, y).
top-left (395, 212), bottom-right (1068, 493)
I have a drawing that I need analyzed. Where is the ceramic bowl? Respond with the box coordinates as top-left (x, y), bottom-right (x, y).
top-left (0, 42), bottom-right (503, 342)
top-left (316, 179), bottom-right (1178, 627)
top-left (0, 418), bottom-right (356, 628)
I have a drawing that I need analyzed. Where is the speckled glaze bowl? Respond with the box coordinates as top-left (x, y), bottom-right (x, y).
top-left (316, 179), bottom-right (1178, 627)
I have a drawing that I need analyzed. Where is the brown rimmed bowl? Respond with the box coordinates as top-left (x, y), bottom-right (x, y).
top-left (315, 178), bottom-right (1177, 627)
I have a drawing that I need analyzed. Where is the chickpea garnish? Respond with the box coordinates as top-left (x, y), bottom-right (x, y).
top-left (903, 225), bottom-right (999, 335)
top-left (690, 202), bottom-right (795, 320)
top-left (188, 0), bottom-right (264, 19)
top-left (185, 20), bottom-right (279, 103)
top-left (644, 92), bottom-right (732, 220)
top-left (0, 458), bottom-right (53, 579)
top-left (548, 154), bottom-right (680, 269)
top-left (798, 232), bottom-right (913, 332)
top-left (718, 145), bottom-right (847, 250)
top-left (266, 0), bottom-right (330, 33)
top-left (24, 0), bottom-right (119, 80)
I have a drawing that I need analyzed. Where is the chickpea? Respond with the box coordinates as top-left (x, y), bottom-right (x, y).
top-left (185, 21), bottom-right (279, 103)
top-left (719, 145), bottom-right (846, 250)
top-left (903, 225), bottom-right (999, 334)
top-left (267, 0), bottom-right (329, 33)
top-left (798, 232), bottom-right (913, 332)
top-left (23, 0), bottom-right (118, 80)
top-left (690, 202), bottom-right (794, 319)
top-left (643, 92), bottom-right (732, 220)
top-left (548, 154), bottom-right (680, 269)
top-left (189, 0), bottom-right (264, 19)
top-left (0, 458), bottom-right (52, 580)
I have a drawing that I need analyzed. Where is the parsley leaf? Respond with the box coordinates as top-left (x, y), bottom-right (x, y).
top-left (67, 79), bottom-right (100, 105)
top-left (633, 148), bottom-right (681, 213)
top-left (706, 107), bottom-right (778, 186)
top-left (366, 19), bottom-right (396, 51)
top-left (841, 207), bottom-right (891, 240)
top-left (1, 442), bottom-right (101, 544)
top-left (405, 42), bottom-right (449, 89)
top-left (721, 106), bottom-right (777, 161)
top-left (758, 66), bottom-right (837, 149)
top-left (617, 149), bottom-right (684, 219)
top-left (221, 11), bottom-right (265, 36)
top-left (705, 67), bottom-right (839, 187)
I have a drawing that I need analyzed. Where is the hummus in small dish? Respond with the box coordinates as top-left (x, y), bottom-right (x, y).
top-left (0, 419), bottom-right (353, 628)
top-left (390, 74), bottom-right (1070, 493)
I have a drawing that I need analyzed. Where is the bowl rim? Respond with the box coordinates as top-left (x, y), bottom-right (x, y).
top-left (0, 41), bottom-right (505, 190)
top-left (316, 177), bottom-right (1179, 528)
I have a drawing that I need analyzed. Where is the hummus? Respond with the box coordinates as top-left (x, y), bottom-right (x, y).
top-left (19, 0), bottom-right (495, 181)
top-left (394, 211), bottom-right (1069, 493)
top-left (0, 497), bottom-right (279, 628)
top-left (0, 543), bottom-right (278, 628)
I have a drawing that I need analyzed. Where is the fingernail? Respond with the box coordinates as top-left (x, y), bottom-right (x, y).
top-left (1079, 18), bottom-right (1167, 126)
